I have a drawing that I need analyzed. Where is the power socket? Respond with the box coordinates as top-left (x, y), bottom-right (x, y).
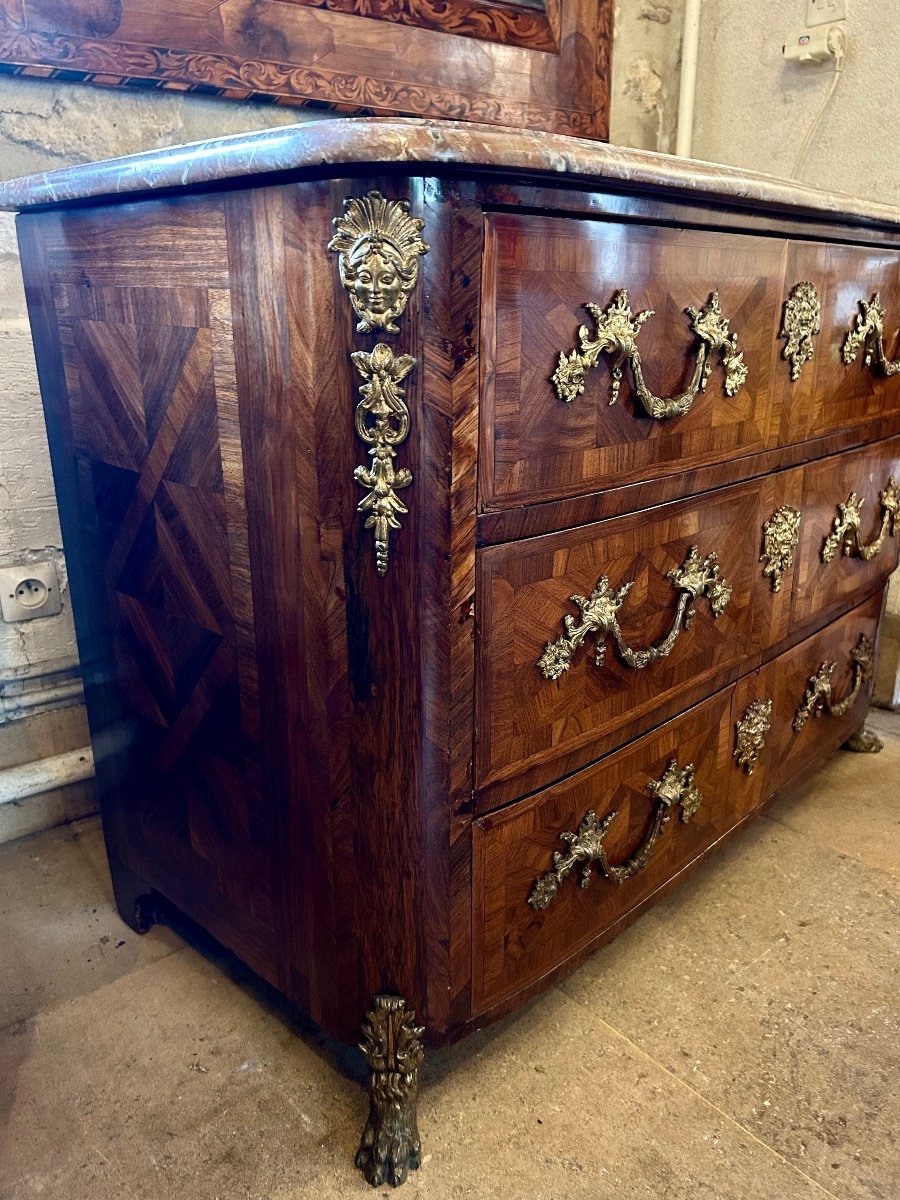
top-left (807, 0), bottom-right (846, 27)
top-left (0, 561), bottom-right (63, 622)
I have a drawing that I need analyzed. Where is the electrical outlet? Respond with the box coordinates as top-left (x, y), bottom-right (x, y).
top-left (807, 0), bottom-right (846, 27)
top-left (0, 561), bottom-right (63, 622)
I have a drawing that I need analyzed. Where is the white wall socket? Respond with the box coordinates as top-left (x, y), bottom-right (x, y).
top-left (807, 0), bottom-right (846, 27)
top-left (0, 561), bottom-right (63, 623)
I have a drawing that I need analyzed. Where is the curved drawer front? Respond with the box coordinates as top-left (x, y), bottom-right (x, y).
top-left (472, 592), bottom-right (883, 1018)
top-left (480, 215), bottom-right (900, 515)
top-left (479, 212), bottom-right (784, 509)
top-left (730, 588), bottom-right (883, 810)
top-left (476, 472), bottom-right (796, 801)
top-left (473, 689), bottom-right (735, 1014)
top-left (793, 434), bottom-right (900, 624)
top-left (810, 244), bottom-right (900, 436)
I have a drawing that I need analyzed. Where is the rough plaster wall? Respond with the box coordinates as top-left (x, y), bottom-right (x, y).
top-left (610, 1), bottom-right (684, 153)
top-left (692, 1), bottom-right (900, 203)
top-left (0, 79), bottom-right (305, 696)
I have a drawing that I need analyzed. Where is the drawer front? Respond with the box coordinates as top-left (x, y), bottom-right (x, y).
top-left (729, 589), bottom-right (883, 808)
top-left (472, 593), bottom-right (883, 1017)
top-left (476, 472), bottom-right (796, 800)
top-left (810, 243), bottom-right (900, 437)
top-left (772, 241), bottom-right (900, 445)
top-left (473, 689), bottom-right (735, 1014)
top-left (794, 435), bottom-right (900, 625)
top-left (480, 212), bottom-right (784, 509)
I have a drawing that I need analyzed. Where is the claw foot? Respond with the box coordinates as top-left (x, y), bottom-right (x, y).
top-left (843, 723), bottom-right (884, 753)
top-left (356, 995), bottom-right (424, 1188)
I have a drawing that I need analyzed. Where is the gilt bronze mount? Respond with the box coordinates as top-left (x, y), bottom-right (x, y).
top-left (793, 634), bottom-right (875, 733)
top-left (352, 344), bottom-right (416, 575)
top-left (734, 699), bottom-right (773, 775)
top-left (760, 505), bottom-right (802, 592)
top-left (551, 289), bottom-right (748, 416)
top-left (821, 478), bottom-right (900, 564)
top-left (780, 281), bottom-right (821, 381)
top-left (329, 191), bottom-right (429, 333)
top-left (842, 293), bottom-right (900, 377)
top-left (356, 994), bottom-right (424, 1188)
top-left (528, 759), bottom-right (702, 910)
top-left (537, 545), bottom-right (732, 681)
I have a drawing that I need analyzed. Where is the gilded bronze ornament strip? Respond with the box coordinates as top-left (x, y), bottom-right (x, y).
top-left (842, 293), bottom-right (900, 376)
top-left (780, 281), bottom-right (821, 381)
top-left (793, 634), bottom-right (875, 733)
top-left (821, 478), bottom-right (900, 563)
top-left (356, 995), bottom-right (424, 1188)
top-left (352, 344), bottom-right (416, 575)
top-left (551, 289), bottom-right (748, 415)
top-left (528, 759), bottom-right (702, 910)
top-left (536, 545), bottom-right (732, 681)
top-left (329, 190), bottom-right (429, 333)
top-left (734, 699), bottom-right (773, 775)
top-left (760, 505), bottom-right (802, 592)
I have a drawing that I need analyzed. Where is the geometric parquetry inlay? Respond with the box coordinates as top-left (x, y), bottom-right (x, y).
top-left (74, 318), bottom-right (232, 759)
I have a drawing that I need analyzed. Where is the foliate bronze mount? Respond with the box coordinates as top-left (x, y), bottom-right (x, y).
top-left (352, 345), bottom-right (416, 575)
top-left (536, 545), bottom-right (732, 681)
top-left (760, 505), bottom-right (802, 592)
top-left (793, 634), bottom-right (875, 733)
top-left (551, 289), bottom-right (748, 417)
top-left (821, 478), bottom-right (900, 564)
top-left (780, 281), bottom-right (821, 381)
top-left (842, 293), bottom-right (900, 376)
top-left (356, 995), bottom-right (424, 1188)
top-left (528, 759), bottom-right (702, 910)
top-left (734, 699), bottom-right (773, 775)
top-left (329, 190), bottom-right (429, 334)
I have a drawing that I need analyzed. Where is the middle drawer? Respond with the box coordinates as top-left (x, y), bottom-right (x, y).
top-left (477, 472), bottom-right (796, 803)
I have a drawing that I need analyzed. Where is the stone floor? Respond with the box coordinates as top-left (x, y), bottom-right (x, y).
top-left (2, 713), bottom-right (899, 1200)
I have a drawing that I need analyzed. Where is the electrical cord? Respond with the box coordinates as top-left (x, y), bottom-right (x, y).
top-left (792, 27), bottom-right (846, 178)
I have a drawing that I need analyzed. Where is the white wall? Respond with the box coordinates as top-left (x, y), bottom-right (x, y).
top-left (693, 0), bottom-right (900, 204)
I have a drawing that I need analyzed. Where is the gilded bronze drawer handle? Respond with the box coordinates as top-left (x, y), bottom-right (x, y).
top-left (551, 289), bottom-right (748, 416)
top-left (793, 634), bottom-right (875, 733)
top-left (821, 478), bottom-right (899, 563)
top-left (842, 293), bottom-right (900, 376)
top-left (536, 545), bottom-right (732, 681)
top-left (528, 759), bottom-right (702, 910)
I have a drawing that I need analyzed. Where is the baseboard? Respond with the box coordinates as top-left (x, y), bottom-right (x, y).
top-left (875, 609), bottom-right (900, 710)
top-left (0, 777), bottom-right (98, 845)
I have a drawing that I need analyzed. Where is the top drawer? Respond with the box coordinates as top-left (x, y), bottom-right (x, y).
top-left (479, 212), bottom-right (900, 511)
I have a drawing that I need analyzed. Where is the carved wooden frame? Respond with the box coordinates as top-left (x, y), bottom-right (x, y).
top-left (0, 0), bottom-right (609, 137)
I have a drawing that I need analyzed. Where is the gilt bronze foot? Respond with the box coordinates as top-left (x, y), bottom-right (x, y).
top-left (842, 722), bottom-right (885, 753)
top-left (355, 994), bottom-right (424, 1188)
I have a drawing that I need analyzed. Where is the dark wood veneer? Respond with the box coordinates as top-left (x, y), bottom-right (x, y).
top-left (12, 144), bottom-right (899, 1081)
top-left (0, 0), bottom-right (610, 137)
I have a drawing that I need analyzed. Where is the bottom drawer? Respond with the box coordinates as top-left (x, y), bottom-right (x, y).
top-left (472, 591), bottom-right (883, 1017)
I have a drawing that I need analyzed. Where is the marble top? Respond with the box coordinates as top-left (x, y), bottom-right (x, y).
top-left (2, 117), bottom-right (899, 230)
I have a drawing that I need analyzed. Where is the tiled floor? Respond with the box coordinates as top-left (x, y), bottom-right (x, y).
top-left (1, 712), bottom-right (899, 1199)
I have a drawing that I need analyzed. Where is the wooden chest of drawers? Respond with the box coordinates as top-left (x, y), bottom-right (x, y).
top-left (3, 119), bottom-right (900, 1188)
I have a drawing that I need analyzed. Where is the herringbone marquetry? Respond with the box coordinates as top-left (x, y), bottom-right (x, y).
top-left (58, 274), bottom-right (272, 954)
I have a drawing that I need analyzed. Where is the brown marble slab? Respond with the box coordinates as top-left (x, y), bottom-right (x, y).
top-left (2, 117), bottom-right (900, 232)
